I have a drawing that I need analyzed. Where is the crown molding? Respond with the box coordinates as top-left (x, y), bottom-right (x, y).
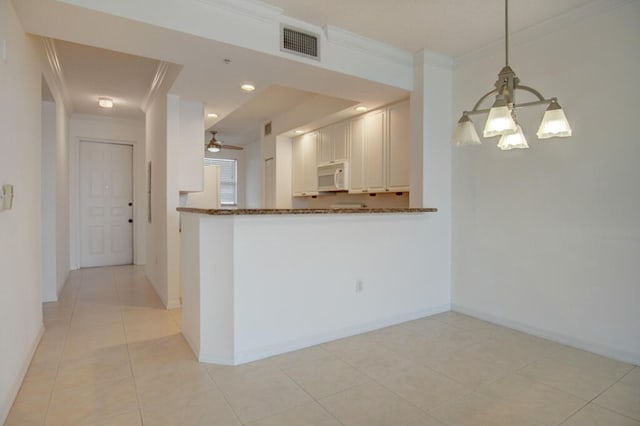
top-left (415, 49), bottom-right (454, 70)
top-left (41, 38), bottom-right (73, 113)
top-left (141, 61), bottom-right (172, 113)
top-left (454, 0), bottom-right (637, 68)
top-left (324, 25), bottom-right (413, 67)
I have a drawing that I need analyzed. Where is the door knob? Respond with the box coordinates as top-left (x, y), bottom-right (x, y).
top-left (128, 202), bottom-right (133, 206)
top-left (128, 219), bottom-right (133, 223)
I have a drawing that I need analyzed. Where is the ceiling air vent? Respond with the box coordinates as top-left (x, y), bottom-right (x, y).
top-left (281, 25), bottom-right (320, 60)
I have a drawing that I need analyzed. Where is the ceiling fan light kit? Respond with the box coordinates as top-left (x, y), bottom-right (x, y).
top-left (451, 0), bottom-right (572, 150)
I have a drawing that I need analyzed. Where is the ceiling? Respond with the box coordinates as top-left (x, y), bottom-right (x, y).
top-left (52, 40), bottom-right (160, 120)
top-left (259, 0), bottom-right (595, 56)
top-left (19, 0), bottom-right (597, 144)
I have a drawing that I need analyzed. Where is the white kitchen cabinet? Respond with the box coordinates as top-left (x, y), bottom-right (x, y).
top-left (349, 109), bottom-right (386, 193)
top-left (386, 100), bottom-right (410, 192)
top-left (292, 131), bottom-right (318, 196)
top-left (317, 121), bottom-right (348, 164)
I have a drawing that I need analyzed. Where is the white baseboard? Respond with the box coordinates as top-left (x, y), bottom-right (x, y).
top-left (198, 304), bottom-right (451, 366)
top-left (452, 304), bottom-right (640, 366)
top-left (198, 352), bottom-right (236, 366)
top-left (166, 298), bottom-right (181, 310)
top-left (1, 323), bottom-right (44, 424)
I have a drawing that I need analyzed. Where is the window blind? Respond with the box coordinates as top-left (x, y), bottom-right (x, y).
top-left (204, 158), bottom-right (237, 205)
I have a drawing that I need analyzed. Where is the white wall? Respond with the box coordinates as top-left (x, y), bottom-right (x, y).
top-left (40, 73), bottom-right (71, 302)
top-left (452, 2), bottom-right (640, 364)
top-left (145, 94), bottom-right (170, 306)
top-left (243, 139), bottom-right (262, 208)
top-left (177, 98), bottom-right (204, 192)
top-left (53, 89), bottom-right (70, 296)
top-left (182, 212), bottom-right (450, 365)
top-left (41, 101), bottom-right (57, 302)
top-left (0, 0), bottom-right (45, 421)
top-left (69, 114), bottom-right (146, 267)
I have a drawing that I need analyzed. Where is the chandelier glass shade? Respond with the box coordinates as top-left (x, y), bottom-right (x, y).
top-left (452, 114), bottom-right (481, 146)
top-left (451, 0), bottom-right (572, 150)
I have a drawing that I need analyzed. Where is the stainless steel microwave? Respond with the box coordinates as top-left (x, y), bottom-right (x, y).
top-left (317, 162), bottom-right (348, 191)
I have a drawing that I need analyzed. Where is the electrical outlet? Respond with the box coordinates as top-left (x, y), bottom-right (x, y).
top-left (355, 280), bottom-right (363, 293)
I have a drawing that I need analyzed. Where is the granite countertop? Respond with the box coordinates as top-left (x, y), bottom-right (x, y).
top-left (177, 207), bottom-right (437, 215)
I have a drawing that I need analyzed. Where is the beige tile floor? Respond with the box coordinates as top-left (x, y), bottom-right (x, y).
top-left (6, 265), bottom-right (640, 425)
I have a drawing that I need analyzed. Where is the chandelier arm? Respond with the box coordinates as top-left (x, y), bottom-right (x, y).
top-left (466, 97), bottom-right (555, 116)
top-left (514, 98), bottom-right (556, 109)
top-left (470, 89), bottom-right (499, 112)
top-left (514, 85), bottom-right (546, 102)
top-left (464, 107), bottom-right (492, 116)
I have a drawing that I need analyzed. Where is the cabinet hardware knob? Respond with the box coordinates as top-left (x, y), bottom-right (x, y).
top-left (128, 219), bottom-right (133, 223)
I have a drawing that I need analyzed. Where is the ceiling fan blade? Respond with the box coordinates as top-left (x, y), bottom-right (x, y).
top-left (221, 144), bottom-right (243, 150)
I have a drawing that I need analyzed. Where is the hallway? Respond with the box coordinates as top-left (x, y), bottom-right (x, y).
top-left (6, 266), bottom-right (639, 425)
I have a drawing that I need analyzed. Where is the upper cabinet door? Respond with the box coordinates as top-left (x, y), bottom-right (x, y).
top-left (292, 132), bottom-right (318, 196)
top-left (292, 135), bottom-right (305, 195)
top-left (349, 116), bottom-right (366, 193)
top-left (333, 121), bottom-right (348, 162)
top-left (387, 100), bottom-right (410, 192)
top-left (303, 131), bottom-right (318, 194)
top-left (364, 110), bottom-right (386, 192)
top-left (317, 127), bottom-right (333, 164)
top-left (317, 122), bottom-right (348, 164)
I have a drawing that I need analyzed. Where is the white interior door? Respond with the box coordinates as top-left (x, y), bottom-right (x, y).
top-left (80, 141), bottom-right (133, 267)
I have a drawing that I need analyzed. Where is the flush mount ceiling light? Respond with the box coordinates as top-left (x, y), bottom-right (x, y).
top-left (98, 97), bottom-right (113, 108)
top-left (451, 0), bottom-right (572, 150)
top-left (240, 83), bottom-right (255, 92)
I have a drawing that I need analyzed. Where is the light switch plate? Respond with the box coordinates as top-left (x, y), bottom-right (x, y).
top-left (1, 184), bottom-right (13, 210)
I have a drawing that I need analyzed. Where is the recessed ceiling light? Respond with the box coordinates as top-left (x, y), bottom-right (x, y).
top-left (241, 84), bottom-right (256, 92)
top-left (98, 97), bottom-right (113, 108)
top-left (355, 106), bottom-right (368, 112)
top-left (207, 113), bottom-right (219, 118)
top-left (295, 130), bottom-right (305, 134)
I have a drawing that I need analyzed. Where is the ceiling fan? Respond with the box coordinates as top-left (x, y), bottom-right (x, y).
top-left (206, 131), bottom-right (243, 152)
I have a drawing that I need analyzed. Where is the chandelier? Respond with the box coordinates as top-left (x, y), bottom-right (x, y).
top-left (451, 0), bottom-right (572, 150)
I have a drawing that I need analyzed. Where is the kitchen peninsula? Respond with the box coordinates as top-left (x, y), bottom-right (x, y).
top-left (178, 207), bottom-right (446, 366)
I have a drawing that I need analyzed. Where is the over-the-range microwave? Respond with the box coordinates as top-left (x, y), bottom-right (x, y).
top-left (317, 161), bottom-right (348, 191)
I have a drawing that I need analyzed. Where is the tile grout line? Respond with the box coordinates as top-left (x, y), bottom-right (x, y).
top-left (276, 362), bottom-right (349, 426)
top-left (41, 269), bottom-right (82, 426)
top-left (203, 367), bottom-right (257, 425)
top-left (114, 267), bottom-right (146, 426)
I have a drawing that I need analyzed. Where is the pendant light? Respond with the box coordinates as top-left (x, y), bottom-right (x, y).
top-left (451, 0), bottom-right (572, 150)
